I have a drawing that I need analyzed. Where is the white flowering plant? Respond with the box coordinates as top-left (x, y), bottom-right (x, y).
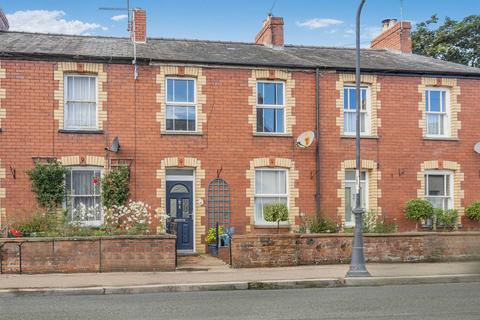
top-left (155, 208), bottom-right (170, 234)
top-left (104, 200), bottom-right (160, 234)
top-left (71, 203), bottom-right (101, 226)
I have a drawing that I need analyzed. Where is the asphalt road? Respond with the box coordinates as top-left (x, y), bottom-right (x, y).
top-left (1, 283), bottom-right (479, 320)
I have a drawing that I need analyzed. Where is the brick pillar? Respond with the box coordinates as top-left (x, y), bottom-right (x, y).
top-left (255, 15), bottom-right (284, 48)
top-left (132, 8), bottom-right (147, 43)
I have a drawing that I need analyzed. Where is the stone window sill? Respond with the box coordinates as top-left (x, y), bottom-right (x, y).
top-left (423, 137), bottom-right (459, 141)
top-left (341, 135), bottom-right (379, 140)
top-left (253, 133), bottom-right (293, 137)
top-left (161, 131), bottom-right (203, 136)
top-left (58, 129), bottom-right (104, 134)
top-left (253, 224), bottom-right (291, 229)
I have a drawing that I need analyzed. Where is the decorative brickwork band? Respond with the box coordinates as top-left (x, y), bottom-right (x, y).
top-left (156, 65), bottom-right (207, 133)
top-left (336, 159), bottom-right (382, 227)
top-left (59, 155), bottom-right (107, 169)
top-left (0, 62), bottom-right (6, 129)
top-left (336, 73), bottom-right (381, 137)
top-left (417, 160), bottom-right (464, 222)
top-left (418, 78), bottom-right (461, 138)
top-left (53, 62), bottom-right (108, 130)
top-left (245, 157), bottom-right (300, 231)
top-left (247, 69), bottom-right (296, 135)
top-left (156, 157), bottom-right (206, 253)
top-left (0, 160), bottom-right (6, 227)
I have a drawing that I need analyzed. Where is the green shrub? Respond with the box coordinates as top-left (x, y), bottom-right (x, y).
top-left (205, 226), bottom-right (224, 244)
top-left (264, 203), bottom-right (289, 232)
top-left (435, 209), bottom-right (458, 231)
top-left (306, 215), bottom-right (338, 233)
top-left (13, 213), bottom-right (57, 234)
top-left (101, 165), bottom-right (130, 209)
top-left (466, 201), bottom-right (480, 221)
top-left (405, 199), bottom-right (434, 221)
top-left (27, 161), bottom-right (66, 212)
top-left (362, 211), bottom-right (397, 233)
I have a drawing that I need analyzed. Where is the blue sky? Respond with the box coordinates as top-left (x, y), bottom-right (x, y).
top-left (2, 0), bottom-right (479, 47)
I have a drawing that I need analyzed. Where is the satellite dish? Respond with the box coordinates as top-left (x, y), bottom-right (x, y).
top-left (474, 142), bottom-right (480, 154)
top-left (296, 131), bottom-right (315, 148)
top-left (105, 136), bottom-right (121, 153)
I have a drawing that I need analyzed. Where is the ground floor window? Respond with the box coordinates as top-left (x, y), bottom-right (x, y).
top-left (344, 170), bottom-right (367, 227)
top-left (425, 171), bottom-right (453, 210)
top-left (254, 168), bottom-right (288, 225)
top-left (65, 167), bottom-right (102, 225)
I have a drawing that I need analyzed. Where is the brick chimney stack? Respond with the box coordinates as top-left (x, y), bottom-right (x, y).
top-left (132, 8), bottom-right (146, 43)
top-left (0, 8), bottom-right (9, 31)
top-left (370, 19), bottom-right (412, 53)
top-left (255, 15), bottom-right (284, 48)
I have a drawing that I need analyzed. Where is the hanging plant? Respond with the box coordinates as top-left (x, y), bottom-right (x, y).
top-left (101, 165), bottom-right (130, 209)
top-left (26, 160), bottom-right (67, 212)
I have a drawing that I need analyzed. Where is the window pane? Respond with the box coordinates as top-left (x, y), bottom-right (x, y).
top-left (360, 113), bottom-right (366, 133)
top-left (425, 91), bottom-right (429, 112)
top-left (263, 108), bottom-right (275, 132)
top-left (427, 175), bottom-right (445, 196)
top-left (429, 91), bottom-right (441, 112)
top-left (345, 185), bottom-right (353, 223)
top-left (276, 83), bottom-right (284, 105)
top-left (445, 175), bottom-right (450, 196)
top-left (426, 197), bottom-right (444, 210)
top-left (187, 106), bottom-right (196, 131)
top-left (361, 89), bottom-right (367, 111)
top-left (72, 170), bottom-right (95, 195)
top-left (257, 83), bottom-right (264, 104)
top-left (255, 197), bottom-right (288, 223)
top-left (166, 106), bottom-right (174, 130)
top-left (255, 170), bottom-right (286, 195)
top-left (173, 79), bottom-right (188, 102)
top-left (345, 171), bottom-right (356, 181)
top-left (349, 89), bottom-right (356, 110)
top-left (276, 109), bottom-right (284, 133)
top-left (343, 88), bottom-right (349, 110)
top-left (256, 108), bottom-right (264, 132)
top-left (441, 91), bottom-right (446, 112)
top-left (187, 80), bottom-right (194, 103)
top-left (174, 106), bottom-right (188, 131)
top-left (263, 83), bottom-right (276, 105)
top-left (169, 199), bottom-right (177, 218)
top-left (182, 199), bottom-right (190, 218)
top-left (167, 79), bottom-right (174, 102)
top-left (427, 114), bottom-right (440, 135)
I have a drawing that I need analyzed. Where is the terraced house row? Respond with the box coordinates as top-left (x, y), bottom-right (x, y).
top-left (0, 9), bottom-right (479, 252)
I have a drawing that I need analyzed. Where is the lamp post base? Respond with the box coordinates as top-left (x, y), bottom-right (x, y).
top-left (346, 266), bottom-right (371, 278)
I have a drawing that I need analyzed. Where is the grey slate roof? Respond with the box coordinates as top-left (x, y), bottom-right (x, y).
top-left (1, 31), bottom-right (479, 76)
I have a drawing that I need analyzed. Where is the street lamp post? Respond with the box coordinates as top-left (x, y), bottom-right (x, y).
top-left (346, 0), bottom-right (370, 278)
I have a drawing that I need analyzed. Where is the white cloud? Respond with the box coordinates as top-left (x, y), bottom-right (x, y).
top-left (296, 18), bottom-right (343, 30)
top-left (6, 10), bottom-right (106, 35)
top-left (111, 14), bottom-right (128, 22)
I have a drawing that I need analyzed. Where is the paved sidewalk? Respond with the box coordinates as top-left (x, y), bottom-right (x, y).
top-left (0, 259), bottom-right (479, 293)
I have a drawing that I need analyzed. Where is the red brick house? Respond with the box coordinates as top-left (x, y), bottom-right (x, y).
top-left (0, 9), bottom-right (479, 253)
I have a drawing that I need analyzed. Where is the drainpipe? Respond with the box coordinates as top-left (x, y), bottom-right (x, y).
top-left (315, 68), bottom-right (321, 217)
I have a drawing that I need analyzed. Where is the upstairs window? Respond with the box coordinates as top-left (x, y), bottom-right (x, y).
top-left (166, 78), bottom-right (196, 132)
top-left (65, 167), bottom-right (102, 226)
top-left (343, 86), bottom-right (369, 135)
top-left (425, 171), bottom-right (453, 210)
top-left (426, 88), bottom-right (449, 137)
top-left (256, 81), bottom-right (285, 133)
top-left (64, 75), bottom-right (97, 130)
top-left (254, 168), bottom-right (288, 224)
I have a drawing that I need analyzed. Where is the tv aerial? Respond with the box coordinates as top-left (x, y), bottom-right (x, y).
top-left (296, 131), bottom-right (315, 148)
top-left (105, 136), bottom-right (121, 153)
top-left (474, 142), bottom-right (480, 154)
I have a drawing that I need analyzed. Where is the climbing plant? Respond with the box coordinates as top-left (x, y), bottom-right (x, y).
top-left (101, 165), bottom-right (130, 209)
top-left (27, 160), bottom-right (67, 212)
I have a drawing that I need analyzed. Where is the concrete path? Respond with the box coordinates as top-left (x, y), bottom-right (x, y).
top-left (0, 259), bottom-right (479, 295)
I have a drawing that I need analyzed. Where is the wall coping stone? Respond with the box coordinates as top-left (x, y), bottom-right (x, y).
top-left (0, 234), bottom-right (176, 243)
top-left (232, 232), bottom-right (480, 240)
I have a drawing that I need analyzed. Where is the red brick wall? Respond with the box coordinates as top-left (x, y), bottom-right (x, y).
top-left (255, 16), bottom-right (284, 47)
top-left (0, 58), bottom-right (479, 242)
top-left (231, 232), bottom-right (480, 268)
top-left (0, 235), bottom-right (176, 274)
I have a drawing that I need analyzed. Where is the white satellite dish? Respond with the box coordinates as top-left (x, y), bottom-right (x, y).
top-left (474, 142), bottom-right (480, 154)
top-left (296, 131), bottom-right (315, 148)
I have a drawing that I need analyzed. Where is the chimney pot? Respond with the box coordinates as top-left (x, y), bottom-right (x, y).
top-left (255, 16), bottom-right (284, 48)
top-left (132, 8), bottom-right (146, 43)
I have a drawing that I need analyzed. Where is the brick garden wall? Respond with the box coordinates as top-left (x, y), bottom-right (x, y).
top-left (231, 232), bottom-right (480, 268)
top-left (0, 235), bottom-right (176, 274)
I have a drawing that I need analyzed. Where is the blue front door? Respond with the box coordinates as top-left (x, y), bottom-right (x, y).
top-left (166, 181), bottom-right (194, 251)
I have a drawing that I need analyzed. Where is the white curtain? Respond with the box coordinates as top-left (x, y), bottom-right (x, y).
top-left (65, 76), bottom-right (97, 129)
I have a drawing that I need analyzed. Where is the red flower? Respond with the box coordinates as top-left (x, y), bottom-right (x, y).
top-left (10, 228), bottom-right (22, 237)
top-left (92, 177), bottom-right (99, 185)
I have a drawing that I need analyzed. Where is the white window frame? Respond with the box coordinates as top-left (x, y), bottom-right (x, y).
top-left (425, 87), bottom-right (450, 138)
top-left (254, 168), bottom-right (289, 226)
top-left (343, 85), bottom-right (371, 136)
top-left (64, 166), bottom-right (103, 227)
top-left (256, 80), bottom-right (286, 134)
top-left (165, 77), bottom-right (197, 132)
top-left (424, 170), bottom-right (453, 211)
top-left (63, 74), bottom-right (98, 131)
top-left (344, 170), bottom-right (368, 227)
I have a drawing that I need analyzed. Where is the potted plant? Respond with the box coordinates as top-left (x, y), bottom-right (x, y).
top-left (263, 203), bottom-right (289, 233)
top-left (404, 199), bottom-right (434, 230)
top-left (206, 225), bottom-right (223, 256)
